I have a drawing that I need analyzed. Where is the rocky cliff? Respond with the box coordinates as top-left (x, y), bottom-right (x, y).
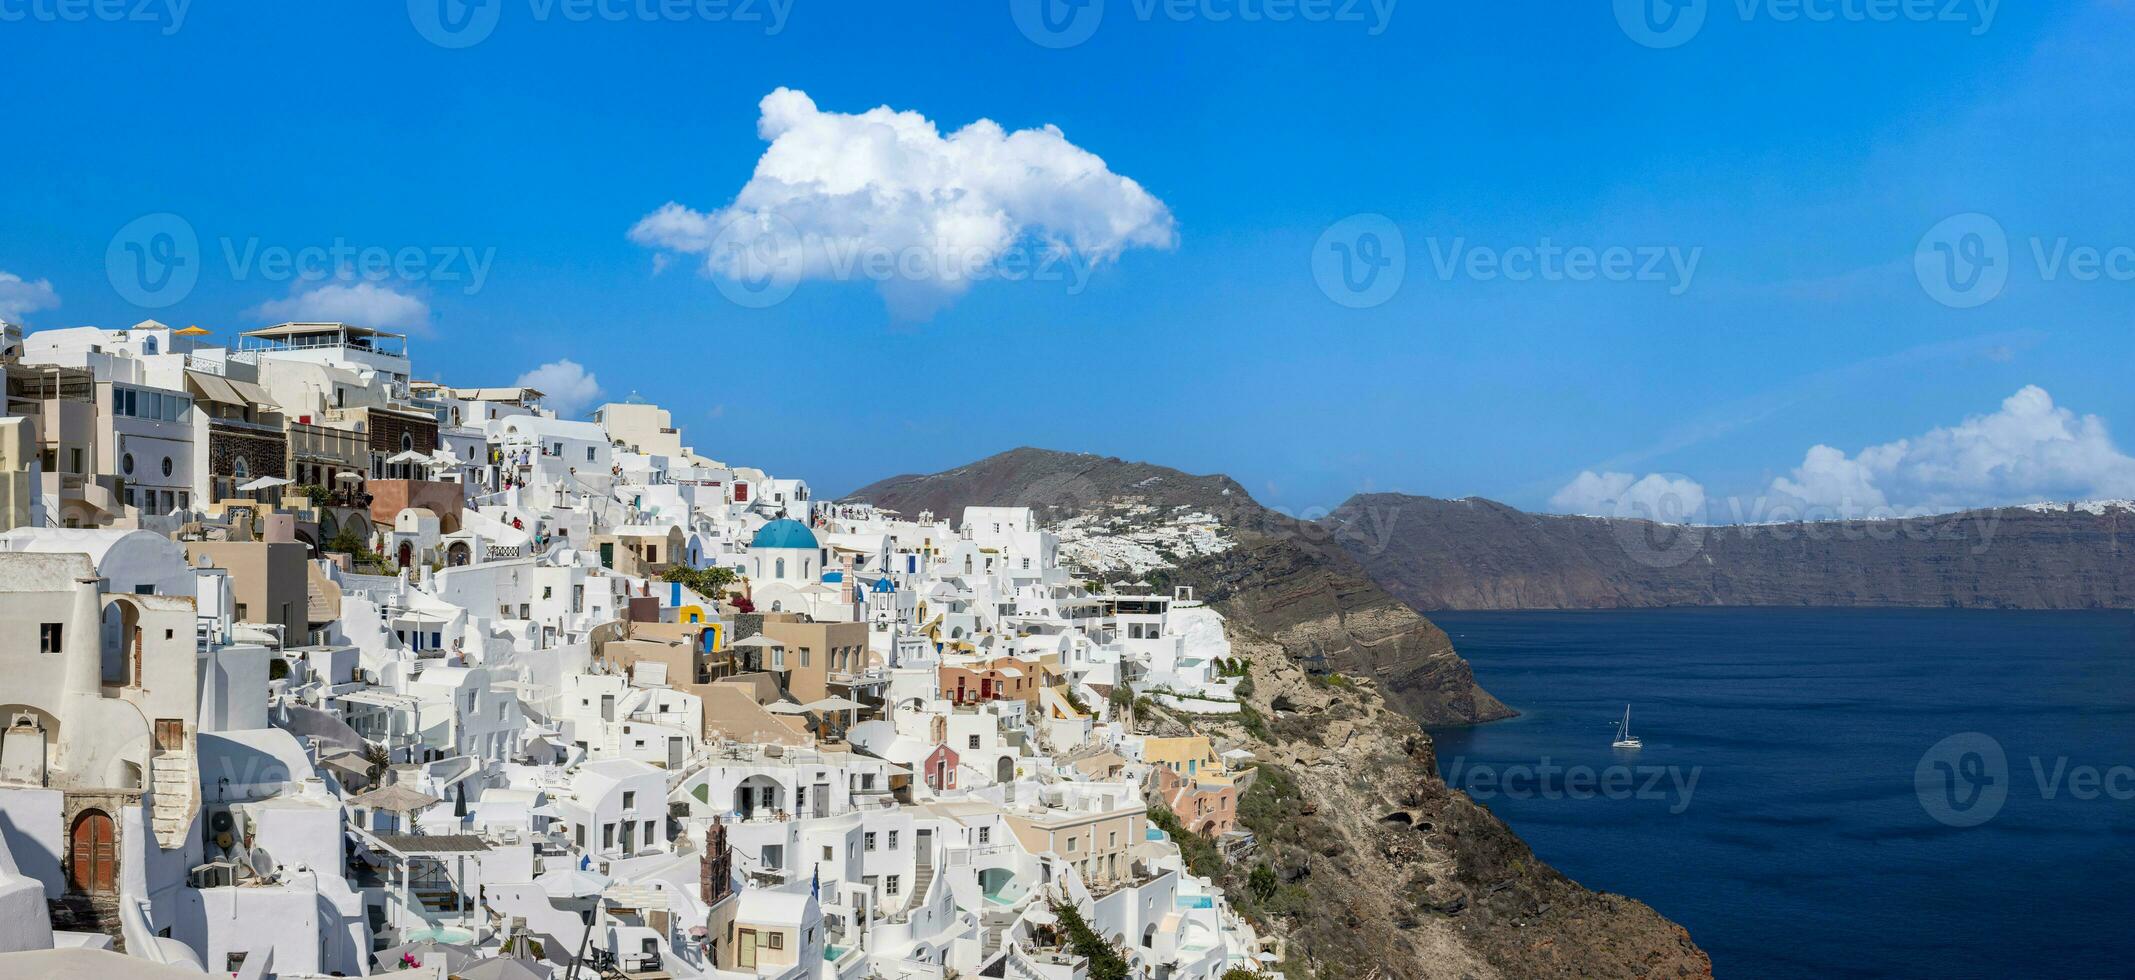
top-left (1132, 624), bottom-right (1709, 980)
top-left (1325, 493), bottom-right (2135, 610)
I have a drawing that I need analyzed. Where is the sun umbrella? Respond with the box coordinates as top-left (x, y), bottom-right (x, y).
top-left (457, 956), bottom-right (555, 980)
top-left (371, 938), bottom-right (477, 973)
top-left (536, 867), bottom-right (611, 901)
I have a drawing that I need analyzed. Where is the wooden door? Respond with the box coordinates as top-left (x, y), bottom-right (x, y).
top-left (737, 929), bottom-right (759, 969)
top-left (69, 810), bottom-right (115, 894)
top-left (154, 718), bottom-right (184, 752)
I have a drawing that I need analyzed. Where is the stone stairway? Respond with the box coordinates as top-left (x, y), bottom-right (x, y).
top-left (899, 862), bottom-right (935, 917)
top-left (48, 894), bottom-right (124, 950)
top-left (149, 752), bottom-right (196, 848)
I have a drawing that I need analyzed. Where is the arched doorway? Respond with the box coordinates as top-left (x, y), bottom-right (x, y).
top-left (446, 541), bottom-right (471, 567)
top-left (397, 541), bottom-right (413, 569)
top-left (69, 809), bottom-right (116, 894)
top-left (734, 775), bottom-right (784, 819)
top-left (996, 756), bottom-right (1014, 784)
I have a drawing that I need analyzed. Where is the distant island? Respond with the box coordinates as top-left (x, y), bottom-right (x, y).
top-left (1324, 495), bottom-right (2135, 611)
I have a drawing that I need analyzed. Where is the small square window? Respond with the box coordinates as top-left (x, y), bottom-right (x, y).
top-left (38, 623), bottom-right (62, 653)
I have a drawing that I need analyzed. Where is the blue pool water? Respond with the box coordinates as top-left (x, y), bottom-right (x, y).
top-left (1428, 608), bottom-right (2135, 979)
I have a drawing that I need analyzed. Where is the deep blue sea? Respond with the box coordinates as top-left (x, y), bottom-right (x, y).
top-left (1427, 608), bottom-right (2135, 980)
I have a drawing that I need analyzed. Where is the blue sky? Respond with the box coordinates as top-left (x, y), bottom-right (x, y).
top-left (4, 1), bottom-right (2132, 519)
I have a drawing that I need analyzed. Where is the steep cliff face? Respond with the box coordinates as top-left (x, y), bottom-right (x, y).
top-left (1325, 493), bottom-right (2135, 611)
top-left (847, 448), bottom-right (1509, 725)
top-left (1132, 621), bottom-right (1710, 980)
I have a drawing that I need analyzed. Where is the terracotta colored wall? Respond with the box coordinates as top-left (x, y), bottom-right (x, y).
top-left (368, 479), bottom-right (464, 532)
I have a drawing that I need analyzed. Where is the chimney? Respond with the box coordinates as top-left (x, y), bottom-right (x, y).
top-left (63, 575), bottom-right (104, 699)
top-left (702, 817), bottom-right (732, 904)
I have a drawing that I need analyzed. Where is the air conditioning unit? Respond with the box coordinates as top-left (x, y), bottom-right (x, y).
top-left (188, 861), bottom-right (239, 889)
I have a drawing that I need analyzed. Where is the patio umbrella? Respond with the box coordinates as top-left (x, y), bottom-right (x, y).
top-left (457, 957), bottom-right (555, 980)
top-left (536, 867), bottom-right (611, 902)
top-left (731, 634), bottom-right (783, 649)
top-left (804, 696), bottom-right (864, 713)
top-left (372, 938), bottom-right (477, 973)
top-left (765, 700), bottom-right (808, 715)
top-left (335, 471), bottom-right (365, 483)
top-left (237, 475), bottom-right (292, 492)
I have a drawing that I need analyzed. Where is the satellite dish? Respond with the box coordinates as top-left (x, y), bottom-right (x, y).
top-left (244, 846), bottom-right (275, 880)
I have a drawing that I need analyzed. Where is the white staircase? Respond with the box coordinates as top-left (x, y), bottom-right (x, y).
top-left (149, 752), bottom-right (196, 847)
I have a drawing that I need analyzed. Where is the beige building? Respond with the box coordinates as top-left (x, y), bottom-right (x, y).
top-left (186, 540), bottom-right (308, 638)
top-left (594, 401), bottom-right (704, 462)
top-left (0, 416), bottom-right (38, 531)
top-left (1003, 786), bottom-right (1147, 888)
top-left (750, 616), bottom-right (871, 705)
top-left (9, 363), bottom-right (119, 526)
top-left (0, 551), bottom-right (201, 909)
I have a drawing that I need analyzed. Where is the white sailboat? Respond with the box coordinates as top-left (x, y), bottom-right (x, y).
top-left (1612, 704), bottom-right (1643, 749)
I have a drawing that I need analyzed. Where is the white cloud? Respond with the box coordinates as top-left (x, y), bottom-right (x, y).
top-left (0, 270), bottom-right (60, 324)
top-left (517, 360), bottom-right (603, 418)
top-left (630, 87), bottom-right (1176, 317)
top-left (253, 281), bottom-right (431, 333)
top-left (1550, 471), bottom-right (1708, 523)
top-left (1767, 386), bottom-right (2135, 516)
